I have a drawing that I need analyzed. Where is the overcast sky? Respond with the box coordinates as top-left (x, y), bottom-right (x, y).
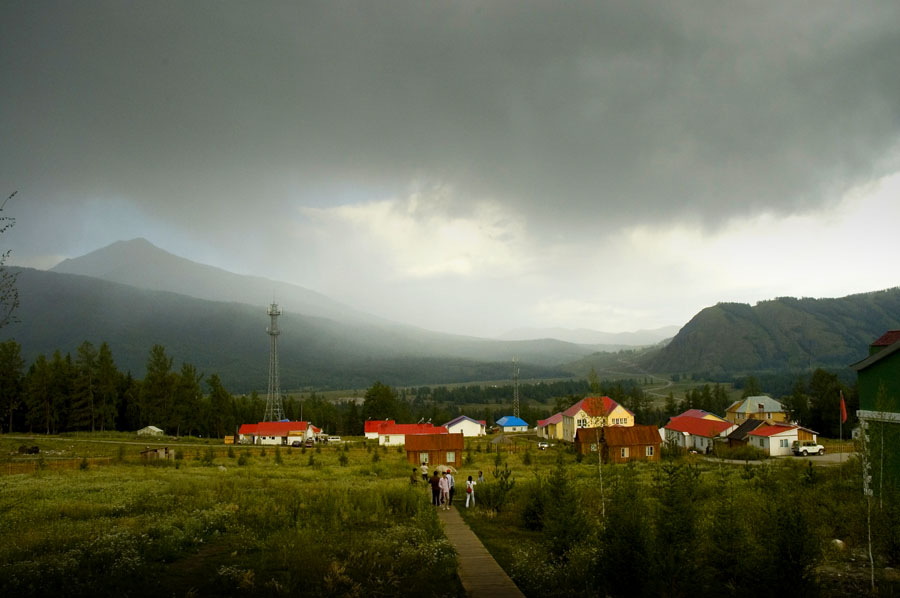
top-left (2, 1), bottom-right (899, 337)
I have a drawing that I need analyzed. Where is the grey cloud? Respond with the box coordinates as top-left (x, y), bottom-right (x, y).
top-left (3, 1), bottom-right (900, 249)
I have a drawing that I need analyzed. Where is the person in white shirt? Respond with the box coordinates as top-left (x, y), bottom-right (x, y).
top-left (446, 469), bottom-right (455, 506)
top-left (465, 475), bottom-right (475, 508)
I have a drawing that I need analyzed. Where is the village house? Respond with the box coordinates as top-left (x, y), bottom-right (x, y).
top-left (406, 433), bottom-right (465, 469)
top-left (725, 418), bottom-right (767, 448)
top-left (662, 415), bottom-right (736, 453)
top-left (746, 423), bottom-right (818, 457)
top-left (495, 415), bottom-right (529, 433)
top-left (574, 424), bottom-right (661, 463)
top-left (443, 415), bottom-right (486, 437)
top-left (537, 412), bottom-right (564, 440)
top-left (851, 329), bottom-right (900, 487)
top-left (725, 395), bottom-right (788, 424)
top-left (237, 421), bottom-right (321, 446)
top-left (364, 419), bottom-right (395, 440)
top-left (377, 423), bottom-right (448, 446)
top-left (561, 396), bottom-right (634, 443)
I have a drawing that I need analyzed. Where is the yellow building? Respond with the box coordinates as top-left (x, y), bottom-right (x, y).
top-left (561, 396), bottom-right (634, 442)
top-left (725, 396), bottom-right (788, 424)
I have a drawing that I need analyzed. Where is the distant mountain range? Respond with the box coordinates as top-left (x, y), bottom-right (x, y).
top-left (646, 290), bottom-right (900, 376)
top-left (6, 238), bottom-right (896, 390)
top-left (5, 266), bottom-right (590, 391)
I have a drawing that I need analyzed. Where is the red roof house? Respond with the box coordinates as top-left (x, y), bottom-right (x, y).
top-left (365, 419), bottom-right (395, 439)
top-left (378, 423), bottom-right (448, 446)
top-left (662, 415), bottom-right (736, 453)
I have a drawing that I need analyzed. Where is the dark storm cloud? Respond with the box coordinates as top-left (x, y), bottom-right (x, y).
top-left (3, 1), bottom-right (900, 242)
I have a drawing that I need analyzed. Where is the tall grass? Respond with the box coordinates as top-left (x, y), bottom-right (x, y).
top-left (0, 439), bottom-right (461, 597)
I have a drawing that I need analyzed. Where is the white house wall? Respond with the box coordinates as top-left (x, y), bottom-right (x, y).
top-left (448, 420), bottom-right (484, 437)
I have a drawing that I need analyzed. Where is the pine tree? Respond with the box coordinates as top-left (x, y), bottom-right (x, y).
top-left (70, 341), bottom-right (98, 431)
top-left (95, 342), bottom-right (120, 432)
top-left (0, 339), bottom-right (24, 432)
top-left (139, 345), bottom-right (175, 430)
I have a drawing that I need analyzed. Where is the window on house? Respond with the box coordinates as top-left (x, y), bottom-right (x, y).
top-left (577, 418), bottom-right (587, 428)
top-left (780, 439), bottom-right (789, 448)
top-left (446, 451), bottom-right (456, 464)
top-left (766, 412), bottom-right (772, 419)
top-left (422, 453), bottom-right (429, 464)
top-left (646, 445), bottom-right (654, 456)
top-left (759, 438), bottom-right (765, 448)
top-left (620, 447), bottom-right (629, 458)
top-left (590, 443), bottom-right (598, 452)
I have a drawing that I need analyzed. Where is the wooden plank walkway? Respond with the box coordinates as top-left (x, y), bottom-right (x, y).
top-left (438, 507), bottom-right (525, 598)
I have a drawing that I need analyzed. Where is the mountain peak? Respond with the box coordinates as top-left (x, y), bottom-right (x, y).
top-left (49, 238), bottom-right (381, 325)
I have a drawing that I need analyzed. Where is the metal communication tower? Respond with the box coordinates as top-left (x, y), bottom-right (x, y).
top-left (264, 302), bottom-right (285, 421)
top-left (513, 357), bottom-right (520, 419)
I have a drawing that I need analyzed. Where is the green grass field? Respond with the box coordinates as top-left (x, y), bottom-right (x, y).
top-left (0, 435), bottom-right (464, 597)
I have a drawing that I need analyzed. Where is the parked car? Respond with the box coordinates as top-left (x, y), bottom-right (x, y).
top-left (537, 442), bottom-right (549, 450)
top-left (305, 439), bottom-right (315, 447)
top-left (291, 440), bottom-right (302, 447)
top-left (327, 436), bottom-right (342, 443)
top-left (792, 440), bottom-right (825, 456)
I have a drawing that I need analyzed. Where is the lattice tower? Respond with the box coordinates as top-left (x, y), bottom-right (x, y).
top-left (264, 303), bottom-right (285, 421)
top-left (513, 357), bottom-right (520, 419)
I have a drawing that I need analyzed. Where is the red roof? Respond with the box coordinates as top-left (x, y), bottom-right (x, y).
top-left (378, 423), bottom-right (448, 436)
top-left (365, 420), bottom-right (395, 433)
top-left (238, 423), bottom-right (258, 435)
top-left (665, 416), bottom-right (732, 437)
top-left (747, 423), bottom-right (798, 437)
top-left (564, 396), bottom-right (631, 418)
top-left (538, 413), bottom-right (564, 427)
top-left (255, 421), bottom-right (309, 436)
top-left (873, 330), bottom-right (900, 346)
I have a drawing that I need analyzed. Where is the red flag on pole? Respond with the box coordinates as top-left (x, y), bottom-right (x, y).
top-left (840, 391), bottom-right (848, 423)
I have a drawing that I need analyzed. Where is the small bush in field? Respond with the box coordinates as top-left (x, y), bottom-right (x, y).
top-left (307, 454), bottom-right (316, 466)
top-left (338, 453), bottom-right (349, 467)
top-left (79, 457), bottom-right (90, 470)
top-left (275, 446), bottom-right (283, 465)
top-left (396, 444), bottom-right (403, 453)
top-left (372, 451), bottom-right (380, 463)
top-left (260, 447), bottom-right (267, 458)
top-left (523, 450), bottom-right (532, 466)
top-left (238, 452), bottom-right (249, 466)
top-left (201, 447), bottom-right (215, 466)
top-left (465, 452), bottom-right (474, 466)
top-left (315, 444), bottom-right (321, 454)
top-left (227, 446), bottom-right (235, 458)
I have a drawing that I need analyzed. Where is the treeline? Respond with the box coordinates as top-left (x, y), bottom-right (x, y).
top-left (0, 339), bottom-right (605, 437)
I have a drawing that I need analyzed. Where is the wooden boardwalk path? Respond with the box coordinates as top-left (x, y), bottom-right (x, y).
top-left (438, 507), bottom-right (525, 598)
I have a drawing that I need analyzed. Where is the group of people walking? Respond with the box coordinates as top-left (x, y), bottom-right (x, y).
top-left (413, 463), bottom-right (480, 509)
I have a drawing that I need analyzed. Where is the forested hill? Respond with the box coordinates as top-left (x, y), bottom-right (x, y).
top-left (646, 288), bottom-right (900, 376)
top-left (3, 268), bottom-right (582, 391)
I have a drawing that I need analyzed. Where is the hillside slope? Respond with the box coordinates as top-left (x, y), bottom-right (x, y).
top-left (646, 288), bottom-right (900, 376)
top-left (3, 268), bottom-right (583, 391)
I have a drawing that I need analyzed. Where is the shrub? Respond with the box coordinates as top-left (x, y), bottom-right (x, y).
top-left (316, 444), bottom-right (321, 454)
top-left (522, 450), bottom-right (532, 466)
top-left (275, 446), bottom-right (283, 465)
top-left (372, 451), bottom-right (380, 463)
top-left (338, 453), bottom-right (349, 467)
top-left (259, 447), bottom-right (267, 458)
top-left (238, 452), bottom-right (249, 466)
top-left (227, 446), bottom-right (235, 459)
top-left (79, 457), bottom-right (90, 470)
top-left (307, 454), bottom-right (316, 467)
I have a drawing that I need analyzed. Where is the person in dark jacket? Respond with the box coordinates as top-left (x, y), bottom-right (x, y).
top-left (430, 470), bottom-right (441, 506)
